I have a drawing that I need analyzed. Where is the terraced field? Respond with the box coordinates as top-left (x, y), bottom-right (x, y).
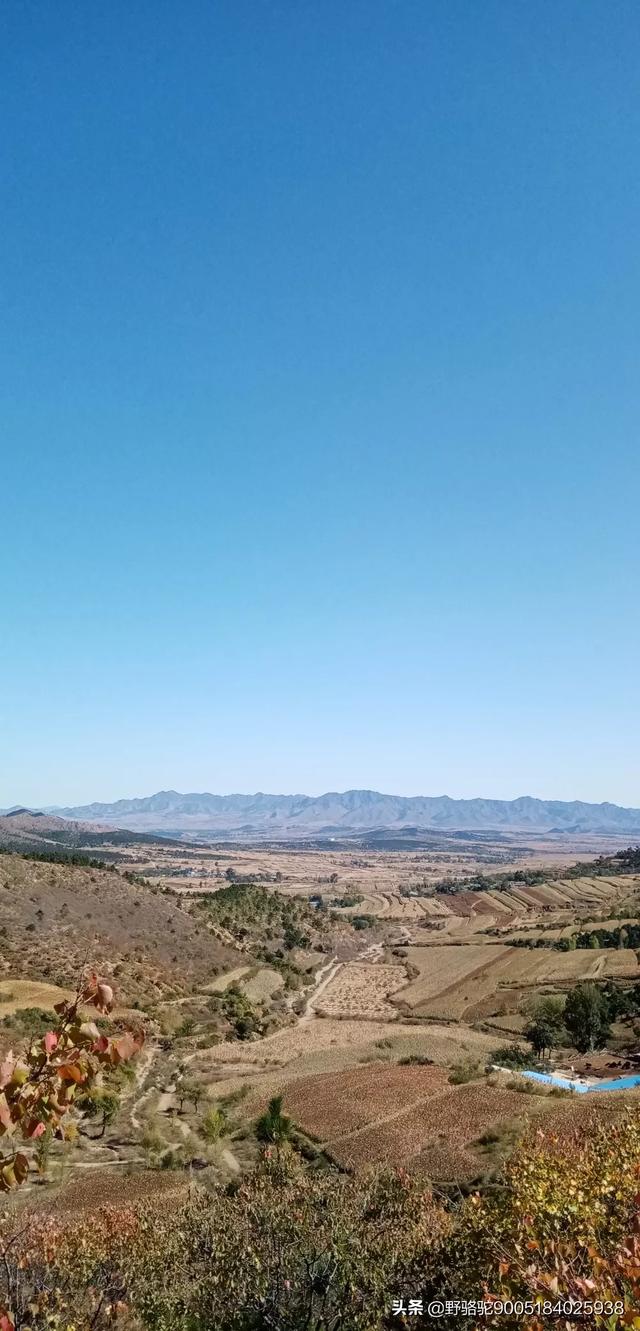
top-left (282, 1063), bottom-right (451, 1142)
top-left (395, 945), bottom-right (510, 1009)
top-left (314, 962), bottom-right (407, 1019)
top-left (394, 942), bottom-right (640, 1022)
top-left (380, 874), bottom-right (640, 941)
top-left (278, 1066), bottom-right (541, 1180)
top-left (196, 1017), bottom-right (498, 1117)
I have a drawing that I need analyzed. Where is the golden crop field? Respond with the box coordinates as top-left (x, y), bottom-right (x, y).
top-left (394, 942), bottom-right (640, 1023)
top-left (324, 1081), bottom-right (541, 1178)
top-left (0, 979), bottom-right (74, 1017)
top-left (315, 963), bottom-right (407, 1018)
top-left (396, 944), bottom-right (511, 1010)
top-left (281, 1062), bottom-right (450, 1142)
top-left (196, 1018), bottom-right (498, 1118)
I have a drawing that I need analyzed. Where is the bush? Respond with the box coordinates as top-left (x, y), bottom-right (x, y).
top-left (448, 1059), bottom-right (482, 1085)
top-left (255, 1095), bottom-right (292, 1144)
top-left (488, 1044), bottom-right (531, 1070)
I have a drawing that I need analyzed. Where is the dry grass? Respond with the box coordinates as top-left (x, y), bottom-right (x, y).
top-left (0, 853), bottom-right (241, 1006)
top-left (202, 966), bottom-right (252, 993)
top-left (0, 979), bottom-right (74, 1017)
top-left (397, 945), bottom-right (511, 1010)
top-left (197, 1020), bottom-right (498, 1126)
top-left (281, 1062), bottom-right (450, 1141)
top-left (328, 1082), bottom-right (539, 1177)
top-left (241, 967), bottom-right (284, 1002)
top-left (315, 963), bottom-right (407, 1019)
top-left (399, 942), bottom-right (640, 1023)
top-left (24, 1169), bottom-right (190, 1215)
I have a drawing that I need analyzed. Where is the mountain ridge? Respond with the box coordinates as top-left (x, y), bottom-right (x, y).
top-left (45, 789), bottom-right (640, 838)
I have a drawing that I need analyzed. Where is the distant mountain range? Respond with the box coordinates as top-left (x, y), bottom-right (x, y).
top-left (43, 789), bottom-right (640, 839)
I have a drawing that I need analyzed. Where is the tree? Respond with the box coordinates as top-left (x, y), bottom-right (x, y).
top-left (202, 1107), bottom-right (227, 1142)
top-left (78, 1088), bottom-right (121, 1138)
top-left (255, 1095), bottom-right (292, 1144)
top-left (123, 1148), bottom-right (445, 1331)
top-left (564, 981), bottom-right (611, 1053)
top-left (524, 1017), bottom-right (558, 1059)
top-left (0, 970), bottom-right (142, 1330)
top-left (431, 1111), bottom-right (640, 1328)
top-left (524, 996), bottom-right (565, 1059)
top-left (0, 971), bottom-right (142, 1194)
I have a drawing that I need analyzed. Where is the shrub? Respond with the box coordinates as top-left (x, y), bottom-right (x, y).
top-left (255, 1095), bottom-right (292, 1144)
top-left (202, 1107), bottom-right (227, 1142)
top-left (488, 1044), bottom-right (531, 1070)
top-left (448, 1059), bottom-right (482, 1085)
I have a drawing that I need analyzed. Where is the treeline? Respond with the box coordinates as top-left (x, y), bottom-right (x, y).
top-left (435, 844), bottom-right (640, 896)
top-left (504, 981), bottom-right (640, 1060)
top-left (0, 845), bottom-right (112, 869)
top-left (513, 922), bottom-right (640, 951)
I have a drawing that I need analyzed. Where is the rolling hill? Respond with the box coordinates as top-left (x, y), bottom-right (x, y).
top-left (0, 851), bottom-right (241, 1005)
top-left (0, 809), bottom-right (189, 854)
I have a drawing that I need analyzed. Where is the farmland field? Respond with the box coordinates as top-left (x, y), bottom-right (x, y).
top-left (315, 962), bottom-right (407, 1018)
top-left (0, 979), bottom-right (75, 1018)
top-left (2, 834), bottom-right (639, 1209)
top-left (279, 1069), bottom-right (542, 1179)
top-left (394, 941), bottom-right (640, 1022)
top-left (396, 945), bottom-right (511, 1009)
top-left (281, 1062), bottom-right (451, 1141)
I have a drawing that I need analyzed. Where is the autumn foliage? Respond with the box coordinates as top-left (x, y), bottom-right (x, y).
top-left (0, 988), bottom-right (639, 1331)
top-left (0, 972), bottom-right (143, 1330)
top-left (0, 972), bottom-right (142, 1195)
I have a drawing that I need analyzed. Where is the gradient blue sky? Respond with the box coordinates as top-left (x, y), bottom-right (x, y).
top-left (2, 0), bottom-right (639, 809)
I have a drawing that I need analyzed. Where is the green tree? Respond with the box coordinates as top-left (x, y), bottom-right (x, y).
top-left (564, 982), bottom-right (611, 1053)
top-left (524, 996), bottom-right (565, 1059)
top-left (202, 1106), bottom-right (227, 1142)
top-left (78, 1088), bottom-right (121, 1138)
top-left (524, 1017), bottom-right (559, 1059)
top-left (255, 1094), bottom-right (292, 1144)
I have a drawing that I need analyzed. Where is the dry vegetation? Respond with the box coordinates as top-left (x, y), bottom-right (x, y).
top-left (281, 1062), bottom-right (451, 1141)
top-left (394, 941), bottom-right (640, 1023)
top-left (314, 962), bottom-right (406, 1018)
top-left (2, 834), bottom-right (640, 1212)
top-left (328, 1081), bottom-right (535, 1177)
top-left (0, 853), bottom-right (240, 1004)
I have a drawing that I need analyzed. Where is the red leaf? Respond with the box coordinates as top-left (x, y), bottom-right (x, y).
top-left (57, 1064), bottom-right (85, 1084)
top-left (43, 1031), bottom-right (58, 1055)
top-left (114, 1032), bottom-right (140, 1062)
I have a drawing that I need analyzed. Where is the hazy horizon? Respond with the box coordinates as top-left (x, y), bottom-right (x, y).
top-left (5, 784), bottom-right (640, 816)
top-left (2, 1), bottom-right (639, 810)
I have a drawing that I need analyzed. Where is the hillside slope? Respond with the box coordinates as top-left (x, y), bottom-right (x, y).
top-left (0, 852), bottom-right (240, 1004)
top-left (0, 809), bottom-right (186, 854)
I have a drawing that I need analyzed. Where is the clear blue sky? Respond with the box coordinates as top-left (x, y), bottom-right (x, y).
top-left (2, 0), bottom-right (639, 809)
